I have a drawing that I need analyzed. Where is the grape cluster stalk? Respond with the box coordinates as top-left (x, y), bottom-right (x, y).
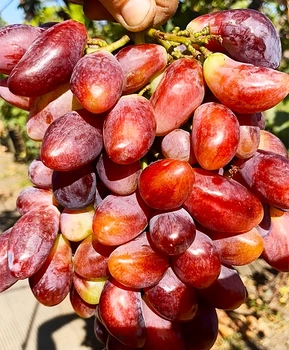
top-left (1, 8), bottom-right (289, 350)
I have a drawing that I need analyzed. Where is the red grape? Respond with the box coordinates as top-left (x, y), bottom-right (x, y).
top-left (27, 83), bottom-right (82, 141)
top-left (29, 234), bottom-right (73, 306)
top-left (41, 110), bottom-right (103, 172)
top-left (28, 157), bottom-right (53, 190)
top-left (52, 164), bottom-right (97, 210)
top-left (108, 232), bottom-right (169, 289)
top-left (161, 129), bottom-right (197, 164)
top-left (73, 234), bottom-right (113, 279)
top-left (8, 20), bottom-right (87, 97)
top-left (262, 207), bottom-right (289, 272)
top-left (198, 264), bottom-right (247, 310)
top-left (103, 94), bottom-right (156, 164)
top-left (16, 186), bottom-right (55, 215)
top-left (92, 192), bottom-right (150, 246)
top-left (0, 24), bottom-right (44, 74)
top-left (203, 53), bottom-right (289, 114)
top-left (239, 150), bottom-right (289, 210)
top-left (99, 279), bottom-right (146, 348)
top-left (0, 77), bottom-right (34, 111)
top-left (187, 9), bottom-right (282, 69)
top-left (150, 57), bottom-right (205, 136)
top-left (96, 152), bottom-right (141, 195)
top-left (0, 228), bottom-right (18, 292)
top-left (183, 168), bottom-right (264, 233)
top-left (138, 158), bottom-right (195, 210)
top-left (116, 43), bottom-right (167, 94)
top-left (143, 267), bottom-right (198, 322)
top-left (70, 50), bottom-right (124, 113)
top-left (148, 208), bottom-right (196, 255)
top-left (192, 102), bottom-right (240, 170)
top-left (7, 205), bottom-right (60, 279)
top-left (70, 285), bottom-right (97, 319)
top-left (171, 230), bottom-right (221, 289)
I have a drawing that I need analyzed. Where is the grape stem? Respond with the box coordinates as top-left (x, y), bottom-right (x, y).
top-left (86, 35), bottom-right (131, 54)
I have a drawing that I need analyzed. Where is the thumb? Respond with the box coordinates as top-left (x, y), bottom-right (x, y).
top-left (98, 0), bottom-right (157, 32)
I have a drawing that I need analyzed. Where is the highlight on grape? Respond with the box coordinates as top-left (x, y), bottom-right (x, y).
top-left (0, 6), bottom-right (289, 350)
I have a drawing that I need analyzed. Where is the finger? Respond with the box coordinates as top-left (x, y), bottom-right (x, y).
top-left (153, 0), bottom-right (179, 28)
top-left (98, 0), bottom-right (157, 32)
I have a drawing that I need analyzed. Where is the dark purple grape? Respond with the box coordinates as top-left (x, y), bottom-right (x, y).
top-left (52, 164), bottom-right (97, 210)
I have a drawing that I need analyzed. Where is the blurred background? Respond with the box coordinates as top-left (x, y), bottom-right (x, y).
top-left (0, 1), bottom-right (289, 349)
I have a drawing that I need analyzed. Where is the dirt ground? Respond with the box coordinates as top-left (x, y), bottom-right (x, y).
top-left (0, 149), bottom-right (289, 350)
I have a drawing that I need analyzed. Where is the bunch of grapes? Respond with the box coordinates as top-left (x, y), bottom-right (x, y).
top-left (1, 7), bottom-right (289, 350)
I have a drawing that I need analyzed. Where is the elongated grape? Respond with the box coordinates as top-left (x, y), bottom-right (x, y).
top-left (150, 57), bottom-right (205, 136)
top-left (239, 150), bottom-right (289, 210)
top-left (7, 205), bottom-right (60, 279)
top-left (108, 232), bottom-right (169, 289)
top-left (92, 192), bottom-right (150, 246)
top-left (29, 234), bottom-right (73, 306)
top-left (41, 110), bottom-right (103, 171)
top-left (115, 43), bottom-right (167, 94)
top-left (182, 300), bottom-right (218, 350)
top-left (52, 164), bottom-right (97, 210)
top-left (187, 9), bottom-right (282, 69)
top-left (27, 83), bottom-right (82, 141)
top-left (103, 95), bottom-right (156, 164)
top-left (8, 20), bottom-right (87, 97)
top-left (192, 102), bottom-right (240, 170)
top-left (0, 228), bottom-right (18, 293)
top-left (0, 24), bottom-right (44, 74)
top-left (211, 228), bottom-right (264, 266)
top-left (138, 159), bottom-right (195, 210)
top-left (70, 50), bottom-right (124, 113)
top-left (203, 53), bottom-right (289, 114)
top-left (99, 279), bottom-right (146, 348)
top-left (183, 168), bottom-right (264, 233)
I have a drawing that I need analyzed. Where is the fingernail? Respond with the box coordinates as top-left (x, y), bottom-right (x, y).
top-left (121, 0), bottom-right (152, 27)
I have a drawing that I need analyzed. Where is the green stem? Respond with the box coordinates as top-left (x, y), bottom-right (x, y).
top-left (131, 31), bottom-right (146, 44)
top-left (86, 35), bottom-right (131, 54)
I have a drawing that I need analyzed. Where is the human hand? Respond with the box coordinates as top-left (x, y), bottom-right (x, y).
top-left (80, 0), bottom-right (179, 32)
